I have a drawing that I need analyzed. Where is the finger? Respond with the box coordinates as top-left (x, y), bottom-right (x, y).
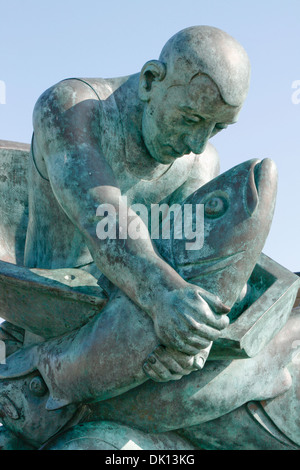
top-left (154, 346), bottom-right (195, 375)
top-left (182, 316), bottom-right (223, 341)
top-left (171, 319), bottom-right (214, 350)
top-left (195, 288), bottom-right (230, 314)
top-left (181, 334), bottom-right (212, 350)
top-left (193, 355), bottom-right (205, 370)
top-left (143, 362), bottom-right (164, 382)
top-left (143, 357), bottom-right (183, 382)
top-left (156, 319), bottom-right (212, 353)
top-left (163, 347), bottom-right (195, 370)
top-left (193, 344), bottom-right (213, 369)
top-left (169, 333), bottom-right (209, 355)
top-left (180, 304), bottom-right (229, 331)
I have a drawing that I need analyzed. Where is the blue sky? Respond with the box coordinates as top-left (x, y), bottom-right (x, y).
top-left (0, 0), bottom-right (299, 271)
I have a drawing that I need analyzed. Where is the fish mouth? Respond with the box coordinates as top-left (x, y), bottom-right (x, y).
top-left (246, 158), bottom-right (277, 216)
top-left (177, 250), bottom-right (246, 280)
top-left (254, 158), bottom-right (277, 192)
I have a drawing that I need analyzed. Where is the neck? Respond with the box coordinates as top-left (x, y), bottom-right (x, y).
top-left (111, 74), bottom-right (172, 180)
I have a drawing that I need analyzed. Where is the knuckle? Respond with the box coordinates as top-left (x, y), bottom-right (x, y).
top-left (218, 316), bottom-right (230, 329)
top-left (212, 295), bottom-right (223, 307)
top-left (183, 314), bottom-right (203, 331)
top-left (181, 357), bottom-right (194, 369)
top-left (210, 313), bottom-right (229, 330)
top-left (188, 288), bottom-right (204, 303)
top-left (176, 343), bottom-right (192, 354)
top-left (170, 337), bottom-right (186, 353)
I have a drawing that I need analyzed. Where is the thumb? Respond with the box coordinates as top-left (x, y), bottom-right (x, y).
top-left (196, 288), bottom-right (230, 314)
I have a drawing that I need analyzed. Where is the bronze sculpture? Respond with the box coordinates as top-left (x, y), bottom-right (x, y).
top-left (0, 25), bottom-right (299, 450)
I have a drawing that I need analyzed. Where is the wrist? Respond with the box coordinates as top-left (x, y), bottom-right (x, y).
top-left (136, 261), bottom-right (188, 319)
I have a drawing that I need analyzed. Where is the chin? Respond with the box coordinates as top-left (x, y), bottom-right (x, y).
top-left (146, 141), bottom-right (176, 165)
top-left (154, 152), bottom-right (177, 165)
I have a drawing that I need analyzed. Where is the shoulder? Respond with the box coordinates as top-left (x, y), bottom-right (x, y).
top-left (33, 78), bottom-right (101, 132)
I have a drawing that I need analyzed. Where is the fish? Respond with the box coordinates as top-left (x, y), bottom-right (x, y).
top-left (0, 157), bottom-right (278, 447)
top-left (158, 157), bottom-right (278, 308)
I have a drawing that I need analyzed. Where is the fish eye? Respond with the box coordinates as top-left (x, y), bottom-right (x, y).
top-left (204, 194), bottom-right (228, 218)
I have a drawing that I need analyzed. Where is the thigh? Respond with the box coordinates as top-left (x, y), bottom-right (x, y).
top-left (88, 312), bottom-right (300, 433)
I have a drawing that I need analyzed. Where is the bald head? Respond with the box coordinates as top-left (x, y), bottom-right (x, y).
top-left (159, 25), bottom-right (251, 107)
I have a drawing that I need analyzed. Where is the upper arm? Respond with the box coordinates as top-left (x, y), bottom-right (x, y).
top-left (32, 79), bottom-right (121, 230)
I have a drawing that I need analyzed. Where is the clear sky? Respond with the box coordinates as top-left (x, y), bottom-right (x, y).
top-left (0, 0), bottom-right (299, 271)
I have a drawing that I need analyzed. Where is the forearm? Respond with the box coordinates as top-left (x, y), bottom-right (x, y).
top-left (46, 151), bottom-right (229, 357)
top-left (46, 155), bottom-right (187, 314)
top-left (82, 207), bottom-right (188, 315)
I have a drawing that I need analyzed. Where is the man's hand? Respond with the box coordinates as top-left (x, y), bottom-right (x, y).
top-left (143, 345), bottom-right (208, 382)
top-left (149, 285), bottom-right (230, 355)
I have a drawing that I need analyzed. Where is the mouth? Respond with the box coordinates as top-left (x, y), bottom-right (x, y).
top-left (167, 145), bottom-right (190, 157)
top-left (168, 146), bottom-right (183, 157)
top-left (254, 158), bottom-right (277, 192)
top-left (246, 160), bottom-right (261, 216)
top-left (177, 251), bottom-right (246, 279)
top-left (246, 159), bottom-right (277, 216)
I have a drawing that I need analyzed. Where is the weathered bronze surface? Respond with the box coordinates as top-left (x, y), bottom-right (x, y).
top-left (0, 25), bottom-right (299, 450)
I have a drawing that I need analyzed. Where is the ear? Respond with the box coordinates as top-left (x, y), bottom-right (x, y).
top-left (138, 60), bottom-right (167, 102)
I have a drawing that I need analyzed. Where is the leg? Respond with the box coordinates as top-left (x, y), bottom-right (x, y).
top-left (88, 310), bottom-right (300, 434)
top-left (0, 291), bottom-right (158, 409)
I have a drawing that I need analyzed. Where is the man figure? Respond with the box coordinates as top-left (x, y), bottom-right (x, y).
top-left (4, 26), bottom-right (299, 452)
top-left (26, 25), bottom-right (249, 364)
top-left (4, 25), bottom-right (296, 449)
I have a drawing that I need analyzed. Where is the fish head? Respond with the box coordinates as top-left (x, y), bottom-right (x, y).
top-left (0, 347), bottom-right (81, 448)
top-left (170, 158), bottom-right (278, 307)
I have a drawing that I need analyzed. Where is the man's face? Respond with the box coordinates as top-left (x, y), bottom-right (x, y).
top-left (142, 73), bottom-right (241, 164)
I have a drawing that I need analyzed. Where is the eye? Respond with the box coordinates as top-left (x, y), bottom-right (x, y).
top-left (182, 115), bottom-right (202, 125)
top-left (204, 195), bottom-right (228, 218)
top-left (29, 376), bottom-right (48, 397)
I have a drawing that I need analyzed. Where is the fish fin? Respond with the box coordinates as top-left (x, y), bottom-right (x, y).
top-left (0, 346), bottom-right (37, 379)
top-left (46, 396), bottom-right (72, 411)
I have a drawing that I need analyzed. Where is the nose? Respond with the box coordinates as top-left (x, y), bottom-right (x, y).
top-left (185, 124), bottom-right (215, 155)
